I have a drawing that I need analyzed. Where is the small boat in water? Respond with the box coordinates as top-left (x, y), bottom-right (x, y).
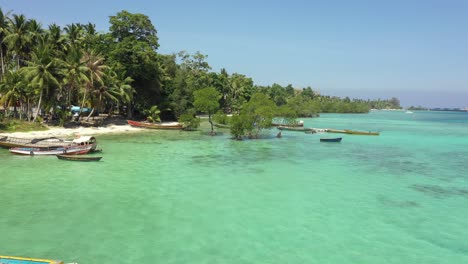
top-left (0, 255), bottom-right (67, 264)
top-left (271, 120), bottom-right (304, 127)
top-left (278, 126), bottom-right (315, 133)
top-left (320, 137), bottom-right (342, 142)
top-left (56, 154), bottom-right (102, 162)
top-left (344, 130), bottom-right (380, 136)
top-left (9, 145), bottom-right (92, 155)
top-left (0, 135), bottom-right (97, 150)
top-left (127, 120), bottom-right (184, 130)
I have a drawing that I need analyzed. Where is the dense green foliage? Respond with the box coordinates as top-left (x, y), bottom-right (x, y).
top-left (194, 87), bottom-right (220, 134)
top-left (0, 8), bottom-right (401, 134)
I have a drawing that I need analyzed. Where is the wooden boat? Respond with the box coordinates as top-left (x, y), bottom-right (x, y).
top-left (271, 120), bottom-right (304, 127)
top-left (320, 137), bottom-right (342, 142)
top-left (56, 154), bottom-right (102, 161)
top-left (0, 255), bottom-right (64, 264)
top-left (344, 129), bottom-right (380, 136)
top-left (9, 145), bottom-right (92, 155)
top-left (0, 135), bottom-right (97, 150)
top-left (213, 123), bottom-right (230, 128)
top-left (127, 120), bottom-right (184, 130)
top-left (278, 126), bottom-right (315, 133)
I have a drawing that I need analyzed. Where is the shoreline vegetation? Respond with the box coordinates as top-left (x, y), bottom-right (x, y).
top-left (0, 8), bottom-right (401, 139)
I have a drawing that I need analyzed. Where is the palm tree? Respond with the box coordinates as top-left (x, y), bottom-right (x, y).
top-left (21, 40), bottom-right (61, 122)
top-left (46, 23), bottom-right (66, 54)
top-left (62, 46), bottom-right (88, 106)
top-left (0, 8), bottom-right (10, 75)
top-left (80, 50), bottom-right (107, 119)
top-left (3, 14), bottom-right (30, 69)
top-left (64, 23), bottom-right (84, 50)
top-left (0, 70), bottom-right (27, 118)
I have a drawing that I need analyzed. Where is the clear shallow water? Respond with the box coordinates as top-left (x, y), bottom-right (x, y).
top-left (1, 111), bottom-right (467, 264)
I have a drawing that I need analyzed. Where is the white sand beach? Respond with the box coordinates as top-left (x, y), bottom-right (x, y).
top-left (0, 124), bottom-right (146, 139)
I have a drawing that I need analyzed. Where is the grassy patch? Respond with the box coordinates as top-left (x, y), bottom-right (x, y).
top-left (0, 120), bottom-right (49, 133)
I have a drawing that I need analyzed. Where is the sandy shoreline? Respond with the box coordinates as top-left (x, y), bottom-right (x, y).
top-left (0, 124), bottom-right (146, 139)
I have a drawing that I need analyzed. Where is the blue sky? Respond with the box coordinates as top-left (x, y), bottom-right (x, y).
top-left (1, 0), bottom-right (467, 107)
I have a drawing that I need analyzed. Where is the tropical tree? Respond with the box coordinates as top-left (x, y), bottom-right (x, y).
top-left (0, 8), bottom-right (9, 75)
top-left (3, 14), bottom-right (30, 69)
top-left (21, 41), bottom-right (61, 122)
top-left (0, 70), bottom-right (27, 118)
top-left (80, 50), bottom-right (107, 119)
top-left (193, 87), bottom-right (220, 135)
top-left (62, 46), bottom-right (88, 106)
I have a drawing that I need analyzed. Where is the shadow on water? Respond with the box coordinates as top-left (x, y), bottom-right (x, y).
top-left (376, 195), bottom-right (420, 208)
top-left (410, 184), bottom-right (468, 199)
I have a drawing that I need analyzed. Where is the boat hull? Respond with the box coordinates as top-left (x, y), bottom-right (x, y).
top-left (320, 137), bottom-right (342, 142)
top-left (9, 145), bottom-right (92, 155)
top-left (0, 255), bottom-right (63, 264)
top-left (127, 120), bottom-right (183, 130)
top-left (56, 154), bottom-right (102, 161)
top-left (278, 126), bottom-right (315, 132)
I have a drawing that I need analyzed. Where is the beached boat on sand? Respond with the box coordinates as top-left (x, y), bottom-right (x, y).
top-left (127, 120), bottom-right (184, 130)
top-left (9, 145), bottom-right (92, 155)
top-left (56, 154), bottom-right (102, 161)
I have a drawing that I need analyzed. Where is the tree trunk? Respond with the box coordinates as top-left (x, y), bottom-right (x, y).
top-left (208, 113), bottom-right (215, 135)
top-left (0, 47), bottom-right (4, 76)
top-left (86, 108), bottom-right (95, 121)
top-left (33, 90), bottom-right (43, 122)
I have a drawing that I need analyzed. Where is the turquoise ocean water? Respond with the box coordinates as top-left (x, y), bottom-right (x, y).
top-left (1, 110), bottom-right (467, 264)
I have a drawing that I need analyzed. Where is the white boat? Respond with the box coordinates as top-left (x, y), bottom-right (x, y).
top-left (405, 110), bottom-right (414, 114)
top-left (9, 145), bottom-right (92, 155)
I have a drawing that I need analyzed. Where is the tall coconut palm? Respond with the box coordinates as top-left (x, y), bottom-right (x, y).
top-left (3, 14), bottom-right (30, 69)
top-left (21, 40), bottom-right (61, 122)
top-left (0, 8), bottom-right (10, 75)
top-left (80, 50), bottom-right (107, 119)
top-left (62, 46), bottom-right (88, 106)
top-left (0, 70), bottom-right (27, 118)
top-left (64, 23), bottom-right (84, 50)
top-left (46, 23), bottom-right (66, 54)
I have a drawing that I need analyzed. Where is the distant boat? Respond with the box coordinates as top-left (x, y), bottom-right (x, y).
top-left (320, 137), bottom-right (342, 142)
top-left (213, 123), bottom-right (230, 128)
top-left (271, 120), bottom-right (304, 127)
top-left (56, 154), bottom-right (102, 162)
top-left (344, 130), bottom-right (380, 136)
top-left (0, 255), bottom-right (67, 264)
top-left (277, 126), bottom-right (315, 133)
top-left (405, 110), bottom-right (414, 114)
top-left (9, 145), bottom-right (92, 155)
top-left (127, 120), bottom-right (184, 130)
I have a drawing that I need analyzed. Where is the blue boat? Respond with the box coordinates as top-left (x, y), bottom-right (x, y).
top-left (320, 137), bottom-right (342, 142)
top-left (0, 255), bottom-right (65, 264)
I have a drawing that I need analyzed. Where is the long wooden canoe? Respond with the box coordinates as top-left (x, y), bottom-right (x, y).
top-left (344, 129), bottom-right (380, 136)
top-left (278, 126), bottom-right (315, 132)
top-left (56, 154), bottom-right (102, 161)
top-left (213, 123), bottom-right (230, 128)
top-left (127, 120), bottom-right (184, 130)
top-left (9, 145), bottom-right (92, 155)
top-left (0, 135), bottom-right (97, 150)
top-left (320, 137), bottom-right (342, 142)
top-left (0, 255), bottom-right (64, 264)
top-left (271, 121), bottom-right (304, 127)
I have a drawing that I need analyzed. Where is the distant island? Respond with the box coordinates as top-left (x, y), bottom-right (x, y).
top-left (407, 106), bottom-right (468, 112)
